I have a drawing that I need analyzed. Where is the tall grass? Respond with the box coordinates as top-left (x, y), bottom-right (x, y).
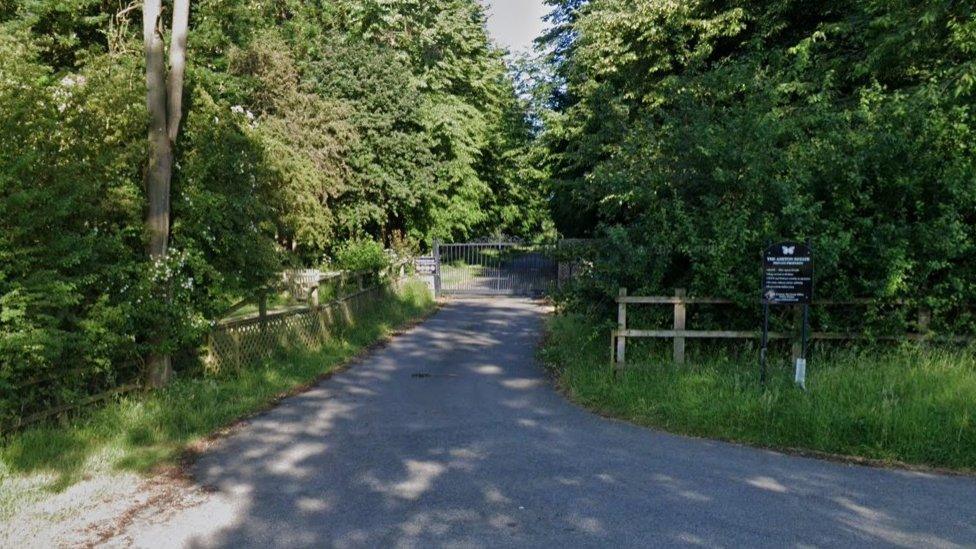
top-left (0, 280), bottom-right (434, 521)
top-left (541, 313), bottom-right (976, 471)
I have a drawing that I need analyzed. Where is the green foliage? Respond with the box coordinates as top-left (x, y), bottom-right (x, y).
top-left (543, 0), bottom-right (976, 333)
top-left (0, 30), bottom-right (146, 420)
top-left (332, 239), bottom-right (390, 273)
top-left (0, 281), bottom-right (435, 519)
top-left (543, 313), bottom-right (976, 471)
top-left (229, 30), bottom-right (356, 261)
top-left (0, 0), bottom-right (550, 426)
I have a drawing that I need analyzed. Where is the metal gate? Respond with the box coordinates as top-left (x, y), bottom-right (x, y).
top-left (435, 242), bottom-right (557, 297)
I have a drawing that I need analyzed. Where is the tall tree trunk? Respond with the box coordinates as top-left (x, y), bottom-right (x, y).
top-left (167, 0), bottom-right (190, 142)
top-left (144, 0), bottom-right (190, 388)
top-left (145, 0), bottom-right (170, 260)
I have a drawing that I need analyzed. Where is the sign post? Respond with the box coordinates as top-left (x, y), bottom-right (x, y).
top-left (761, 241), bottom-right (814, 388)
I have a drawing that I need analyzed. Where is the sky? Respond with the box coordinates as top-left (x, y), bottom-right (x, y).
top-left (481, 0), bottom-right (549, 53)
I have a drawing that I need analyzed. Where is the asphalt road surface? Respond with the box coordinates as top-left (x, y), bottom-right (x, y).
top-left (116, 298), bottom-right (976, 548)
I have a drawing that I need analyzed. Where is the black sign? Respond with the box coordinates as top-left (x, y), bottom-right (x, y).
top-left (762, 242), bottom-right (813, 305)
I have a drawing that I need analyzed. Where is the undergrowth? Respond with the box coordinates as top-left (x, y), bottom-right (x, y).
top-left (541, 313), bottom-right (976, 472)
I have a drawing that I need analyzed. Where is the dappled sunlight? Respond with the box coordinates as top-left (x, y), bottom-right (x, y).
top-left (471, 364), bottom-right (504, 375)
top-left (482, 484), bottom-right (511, 504)
top-left (501, 377), bottom-right (546, 390)
top-left (833, 496), bottom-right (890, 522)
top-left (84, 297), bottom-right (976, 547)
top-left (745, 476), bottom-right (789, 494)
top-left (267, 443), bottom-right (329, 477)
top-left (365, 460), bottom-right (446, 501)
top-left (566, 513), bottom-right (606, 535)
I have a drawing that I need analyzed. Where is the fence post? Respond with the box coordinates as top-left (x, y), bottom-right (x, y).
top-left (310, 283), bottom-right (320, 308)
top-left (205, 331), bottom-right (216, 372)
top-left (918, 307), bottom-right (932, 338)
top-left (258, 290), bottom-right (268, 318)
top-left (673, 288), bottom-right (686, 365)
top-left (231, 329), bottom-right (243, 371)
top-left (616, 288), bottom-right (627, 369)
top-left (258, 291), bottom-right (270, 359)
top-left (258, 290), bottom-right (268, 328)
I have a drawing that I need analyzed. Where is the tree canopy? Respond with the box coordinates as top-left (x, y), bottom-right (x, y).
top-left (0, 0), bottom-right (552, 422)
top-left (540, 0), bottom-right (975, 332)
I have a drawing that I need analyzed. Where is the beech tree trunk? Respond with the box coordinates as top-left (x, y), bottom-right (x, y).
top-left (144, 0), bottom-right (190, 388)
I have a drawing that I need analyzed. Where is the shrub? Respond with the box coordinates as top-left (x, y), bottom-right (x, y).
top-left (332, 239), bottom-right (390, 273)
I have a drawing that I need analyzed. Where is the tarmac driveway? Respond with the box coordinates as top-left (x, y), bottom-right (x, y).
top-left (114, 298), bottom-right (976, 548)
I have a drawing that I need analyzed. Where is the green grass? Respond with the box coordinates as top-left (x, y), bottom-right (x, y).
top-left (0, 280), bottom-right (435, 521)
top-left (541, 313), bottom-right (976, 472)
top-left (440, 262), bottom-right (485, 286)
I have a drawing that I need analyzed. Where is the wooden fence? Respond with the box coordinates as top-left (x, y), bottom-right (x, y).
top-left (206, 282), bottom-right (389, 372)
top-left (2, 264), bottom-right (412, 434)
top-left (612, 288), bottom-right (971, 369)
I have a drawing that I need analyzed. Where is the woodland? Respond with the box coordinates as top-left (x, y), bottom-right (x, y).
top-left (1, 0), bottom-right (974, 423)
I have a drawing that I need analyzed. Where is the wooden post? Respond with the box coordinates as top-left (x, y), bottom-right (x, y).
top-left (358, 272), bottom-right (365, 291)
top-left (258, 291), bottom-right (268, 321)
top-left (918, 307), bottom-right (932, 337)
top-left (310, 283), bottom-right (320, 308)
top-left (205, 331), bottom-right (216, 373)
top-left (673, 288), bottom-right (686, 365)
top-left (231, 329), bottom-right (242, 372)
top-left (616, 288), bottom-right (627, 369)
top-left (791, 305), bottom-right (803, 363)
top-left (257, 291), bottom-right (270, 359)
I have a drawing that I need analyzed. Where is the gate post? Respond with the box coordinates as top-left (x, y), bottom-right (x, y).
top-left (433, 239), bottom-right (442, 298)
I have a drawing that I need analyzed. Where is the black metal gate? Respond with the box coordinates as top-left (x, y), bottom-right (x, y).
top-left (434, 242), bottom-right (557, 297)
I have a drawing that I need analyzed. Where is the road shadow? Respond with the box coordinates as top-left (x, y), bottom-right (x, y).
top-left (127, 298), bottom-right (976, 548)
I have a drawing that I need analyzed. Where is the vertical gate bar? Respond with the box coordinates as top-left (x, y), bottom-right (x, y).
top-left (499, 243), bottom-right (504, 295)
top-left (496, 243), bottom-right (501, 294)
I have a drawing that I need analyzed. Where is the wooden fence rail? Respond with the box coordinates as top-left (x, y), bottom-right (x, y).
top-left (206, 261), bottom-right (410, 372)
top-left (612, 288), bottom-right (971, 369)
top-left (2, 263), bottom-right (413, 435)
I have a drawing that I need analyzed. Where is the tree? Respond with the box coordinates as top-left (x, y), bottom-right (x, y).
top-left (143, 0), bottom-right (190, 387)
top-left (542, 0), bottom-right (976, 334)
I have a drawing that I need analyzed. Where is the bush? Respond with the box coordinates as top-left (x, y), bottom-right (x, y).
top-left (0, 34), bottom-right (147, 425)
top-left (545, 1), bottom-right (976, 335)
top-left (332, 239), bottom-right (390, 273)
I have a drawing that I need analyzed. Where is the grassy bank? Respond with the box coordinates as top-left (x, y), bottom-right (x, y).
top-left (0, 280), bottom-right (434, 523)
top-left (541, 313), bottom-right (976, 472)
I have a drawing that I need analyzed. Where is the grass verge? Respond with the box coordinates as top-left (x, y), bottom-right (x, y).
top-left (0, 280), bottom-right (435, 523)
top-left (541, 313), bottom-right (976, 472)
